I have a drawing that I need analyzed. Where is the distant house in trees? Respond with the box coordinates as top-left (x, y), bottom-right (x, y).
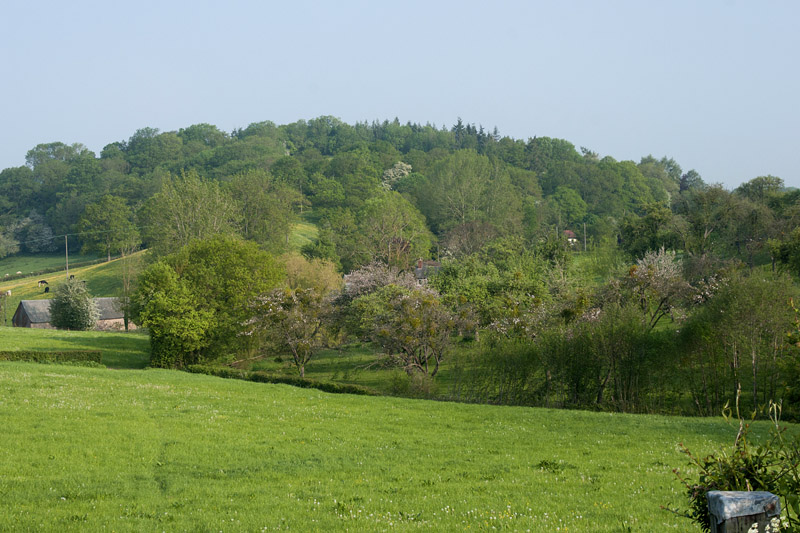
top-left (11, 297), bottom-right (136, 330)
top-left (414, 259), bottom-right (441, 285)
top-left (563, 230), bottom-right (578, 246)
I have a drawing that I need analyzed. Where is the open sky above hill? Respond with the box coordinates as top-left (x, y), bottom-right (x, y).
top-left (1, 0), bottom-right (797, 189)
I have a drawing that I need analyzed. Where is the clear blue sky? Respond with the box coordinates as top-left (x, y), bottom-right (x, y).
top-left (1, 0), bottom-right (798, 189)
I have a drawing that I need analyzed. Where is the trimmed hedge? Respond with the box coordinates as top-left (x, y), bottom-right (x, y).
top-left (185, 364), bottom-right (380, 396)
top-left (0, 350), bottom-right (103, 364)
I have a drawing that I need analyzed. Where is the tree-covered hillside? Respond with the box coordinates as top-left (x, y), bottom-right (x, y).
top-left (3, 116), bottom-right (800, 419)
top-left (1, 115), bottom-right (795, 270)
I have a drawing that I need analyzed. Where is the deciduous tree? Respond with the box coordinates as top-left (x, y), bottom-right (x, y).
top-left (249, 287), bottom-right (328, 377)
top-left (77, 195), bottom-right (140, 261)
top-left (139, 170), bottom-right (240, 257)
top-left (132, 235), bottom-right (283, 367)
top-left (357, 286), bottom-right (455, 376)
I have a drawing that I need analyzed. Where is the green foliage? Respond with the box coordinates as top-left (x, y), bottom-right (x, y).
top-left (549, 185), bottom-right (587, 227)
top-left (76, 195), bottom-right (139, 260)
top-left (420, 149), bottom-right (521, 235)
top-left (355, 285), bottom-right (455, 376)
top-left (431, 237), bottom-right (548, 326)
top-left (49, 278), bottom-right (98, 330)
top-left (0, 227), bottom-right (19, 259)
top-left (0, 350), bottom-right (102, 364)
top-left (679, 272), bottom-right (797, 416)
top-left (133, 261), bottom-right (214, 368)
top-left (249, 287), bottom-right (328, 377)
top-left (770, 228), bottom-right (800, 278)
top-left (675, 402), bottom-right (800, 532)
top-left (619, 203), bottom-right (680, 258)
top-left (139, 170), bottom-right (240, 258)
top-left (132, 235), bottom-right (283, 367)
top-left (224, 169), bottom-right (296, 252)
top-left (356, 191), bottom-right (434, 269)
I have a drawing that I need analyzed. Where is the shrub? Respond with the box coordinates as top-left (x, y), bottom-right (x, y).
top-left (49, 279), bottom-right (98, 330)
top-left (673, 400), bottom-right (800, 531)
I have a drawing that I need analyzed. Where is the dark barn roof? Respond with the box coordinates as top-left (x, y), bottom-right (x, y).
top-left (15, 300), bottom-right (52, 324)
top-left (93, 297), bottom-right (124, 320)
top-left (13, 297), bottom-right (124, 326)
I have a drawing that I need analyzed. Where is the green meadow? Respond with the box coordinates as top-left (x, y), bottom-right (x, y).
top-left (0, 360), bottom-right (783, 532)
top-left (0, 255), bottom-right (134, 326)
top-left (288, 219), bottom-right (319, 250)
top-left (0, 252), bottom-right (102, 279)
top-left (0, 327), bottom-right (150, 369)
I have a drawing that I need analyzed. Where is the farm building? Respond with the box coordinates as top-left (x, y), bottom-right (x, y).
top-left (11, 298), bottom-right (136, 331)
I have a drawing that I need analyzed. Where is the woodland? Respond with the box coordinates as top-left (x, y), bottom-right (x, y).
top-left (2, 116), bottom-right (800, 419)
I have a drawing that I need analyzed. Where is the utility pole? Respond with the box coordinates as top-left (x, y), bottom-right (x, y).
top-left (65, 235), bottom-right (69, 279)
top-left (0, 291), bottom-right (7, 326)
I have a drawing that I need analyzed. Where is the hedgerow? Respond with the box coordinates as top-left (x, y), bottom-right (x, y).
top-left (185, 364), bottom-right (380, 396)
top-left (0, 350), bottom-right (103, 364)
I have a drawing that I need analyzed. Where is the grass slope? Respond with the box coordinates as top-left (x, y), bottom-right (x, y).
top-left (0, 252), bottom-right (102, 278)
top-left (0, 362), bottom-right (777, 532)
top-left (0, 327), bottom-right (149, 369)
top-left (0, 254), bottom-right (139, 326)
top-left (289, 220), bottom-right (319, 251)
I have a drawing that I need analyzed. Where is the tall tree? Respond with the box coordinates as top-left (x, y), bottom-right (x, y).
top-left (132, 235), bottom-right (284, 367)
top-left (249, 287), bottom-right (328, 378)
top-left (357, 191), bottom-right (434, 269)
top-left (77, 195), bottom-right (140, 261)
top-left (139, 170), bottom-right (240, 258)
top-left (224, 169), bottom-right (295, 252)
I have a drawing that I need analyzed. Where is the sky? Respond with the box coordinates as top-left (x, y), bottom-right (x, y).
top-left (1, 0), bottom-right (798, 189)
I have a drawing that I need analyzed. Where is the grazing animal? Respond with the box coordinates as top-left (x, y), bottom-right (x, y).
top-left (44, 286), bottom-right (50, 293)
top-left (69, 275), bottom-right (75, 280)
top-left (38, 280), bottom-right (48, 287)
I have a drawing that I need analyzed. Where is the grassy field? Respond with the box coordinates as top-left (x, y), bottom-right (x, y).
top-left (0, 326), bottom-right (150, 369)
top-left (0, 254), bottom-right (140, 326)
top-left (0, 218), bottom-right (318, 324)
top-left (0, 360), bottom-right (777, 532)
top-left (247, 342), bottom-right (466, 397)
top-left (289, 219), bottom-right (319, 250)
top-left (0, 252), bottom-right (103, 278)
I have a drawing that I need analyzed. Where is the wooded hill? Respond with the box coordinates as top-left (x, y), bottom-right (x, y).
top-left (0, 116), bottom-right (796, 268)
top-left (2, 116), bottom-right (800, 419)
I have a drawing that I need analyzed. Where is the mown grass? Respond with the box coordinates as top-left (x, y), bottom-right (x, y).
top-left (0, 327), bottom-right (150, 369)
top-left (1, 361), bottom-right (778, 532)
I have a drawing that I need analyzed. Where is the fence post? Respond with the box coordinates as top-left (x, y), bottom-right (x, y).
top-left (707, 491), bottom-right (781, 533)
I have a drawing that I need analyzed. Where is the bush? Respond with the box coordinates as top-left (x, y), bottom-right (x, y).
top-left (0, 350), bottom-right (102, 364)
top-left (49, 279), bottom-right (98, 330)
top-left (673, 401), bottom-right (800, 532)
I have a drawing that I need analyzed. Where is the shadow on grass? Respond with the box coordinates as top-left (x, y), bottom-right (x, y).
top-left (20, 331), bottom-right (151, 369)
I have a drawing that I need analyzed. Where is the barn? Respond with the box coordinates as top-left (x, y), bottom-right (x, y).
top-left (11, 297), bottom-right (136, 330)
